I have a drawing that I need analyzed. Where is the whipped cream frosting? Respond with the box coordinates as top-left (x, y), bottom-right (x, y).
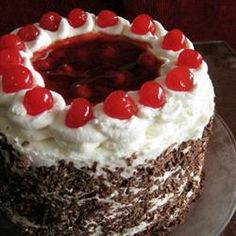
top-left (0, 12), bottom-right (215, 175)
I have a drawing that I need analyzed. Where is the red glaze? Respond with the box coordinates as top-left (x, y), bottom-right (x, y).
top-left (31, 35), bottom-right (162, 105)
top-left (0, 49), bottom-right (23, 68)
top-left (2, 65), bottom-right (33, 93)
top-left (162, 29), bottom-right (186, 51)
top-left (23, 87), bottom-right (54, 116)
top-left (97, 10), bottom-right (118, 28)
top-left (18, 24), bottom-right (39, 42)
top-left (177, 49), bottom-right (203, 68)
top-left (165, 66), bottom-right (194, 91)
top-left (40, 12), bottom-right (62, 31)
top-left (68, 8), bottom-right (87, 28)
top-left (0, 34), bottom-right (25, 51)
top-left (103, 90), bottom-right (138, 119)
top-left (139, 81), bottom-right (165, 108)
top-left (65, 98), bottom-right (94, 128)
top-left (131, 14), bottom-right (156, 35)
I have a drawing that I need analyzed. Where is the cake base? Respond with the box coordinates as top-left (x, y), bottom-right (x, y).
top-left (0, 120), bottom-right (213, 236)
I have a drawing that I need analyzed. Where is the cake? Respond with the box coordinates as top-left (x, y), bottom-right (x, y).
top-left (0, 9), bottom-right (215, 236)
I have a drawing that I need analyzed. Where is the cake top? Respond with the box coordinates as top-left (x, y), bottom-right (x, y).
top-left (0, 9), bottom-right (214, 175)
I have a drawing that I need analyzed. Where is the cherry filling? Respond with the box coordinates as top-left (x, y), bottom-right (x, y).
top-left (31, 34), bottom-right (163, 105)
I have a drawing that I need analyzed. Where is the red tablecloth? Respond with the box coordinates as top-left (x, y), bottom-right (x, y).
top-left (0, 0), bottom-right (235, 50)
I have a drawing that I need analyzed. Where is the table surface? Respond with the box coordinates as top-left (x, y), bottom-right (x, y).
top-left (0, 41), bottom-right (235, 235)
top-left (194, 41), bottom-right (236, 236)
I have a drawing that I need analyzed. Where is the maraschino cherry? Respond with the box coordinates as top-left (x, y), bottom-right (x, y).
top-left (23, 87), bottom-right (54, 116)
top-left (103, 90), bottom-right (138, 119)
top-left (139, 81), bottom-right (165, 108)
top-left (65, 98), bottom-right (94, 128)
top-left (177, 49), bottom-right (203, 68)
top-left (97, 10), bottom-right (118, 28)
top-left (165, 66), bottom-right (193, 92)
top-left (0, 34), bottom-right (25, 51)
top-left (2, 65), bottom-right (33, 93)
top-left (18, 24), bottom-right (39, 42)
top-left (162, 29), bottom-right (186, 51)
top-left (40, 12), bottom-right (62, 31)
top-left (74, 84), bottom-right (94, 99)
top-left (131, 14), bottom-right (156, 35)
top-left (0, 49), bottom-right (23, 68)
top-left (138, 52), bottom-right (157, 69)
top-left (68, 8), bottom-right (87, 28)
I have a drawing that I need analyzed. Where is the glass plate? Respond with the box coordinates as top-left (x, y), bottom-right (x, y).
top-left (172, 114), bottom-right (236, 236)
top-left (0, 114), bottom-right (236, 235)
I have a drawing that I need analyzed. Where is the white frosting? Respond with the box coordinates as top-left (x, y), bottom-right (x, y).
top-left (0, 13), bottom-right (215, 174)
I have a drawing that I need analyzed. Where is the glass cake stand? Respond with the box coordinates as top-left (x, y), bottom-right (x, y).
top-left (0, 114), bottom-right (236, 235)
top-left (172, 114), bottom-right (236, 236)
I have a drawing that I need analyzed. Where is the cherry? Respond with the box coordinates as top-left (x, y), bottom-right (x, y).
top-left (68, 8), bottom-right (87, 28)
top-left (112, 71), bottom-right (131, 87)
top-left (139, 81), bottom-right (165, 108)
top-left (165, 66), bottom-right (194, 92)
top-left (131, 14), bottom-right (156, 35)
top-left (18, 24), bottom-right (39, 42)
top-left (103, 90), bottom-right (138, 119)
top-left (0, 49), bottom-right (23, 68)
top-left (33, 58), bottom-right (53, 71)
top-left (0, 34), bottom-right (25, 51)
top-left (138, 52), bottom-right (157, 69)
top-left (76, 49), bottom-right (89, 61)
top-left (97, 10), bottom-right (118, 28)
top-left (2, 65), bottom-right (33, 93)
top-left (74, 84), bottom-right (94, 99)
top-left (101, 46), bottom-right (117, 58)
top-left (65, 98), bottom-right (94, 128)
top-left (58, 64), bottom-right (73, 74)
top-left (0, 66), bottom-right (5, 76)
top-left (39, 12), bottom-right (62, 31)
top-left (177, 49), bottom-right (203, 69)
top-left (23, 87), bottom-right (54, 116)
top-left (162, 29), bottom-right (186, 51)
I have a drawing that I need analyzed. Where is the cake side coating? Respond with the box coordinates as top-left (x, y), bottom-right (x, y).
top-left (0, 119), bottom-right (213, 236)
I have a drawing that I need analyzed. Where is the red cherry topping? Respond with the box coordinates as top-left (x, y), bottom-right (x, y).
top-left (138, 52), bottom-right (157, 69)
top-left (165, 66), bottom-right (194, 92)
top-left (139, 81), bottom-right (165, 108)
top-left (2, 65), bottom-right (33, 93)
top-left (101, 46), bottom-right (117, 58)
top-left (162, 29), bottom-right (186, 51)
top-left (74, 84), bottom-right (94, 99)
top-left (97, 10), bottom-right (118, 28)
top-left (131, 14), bottom-right (156, 35)
top-left (103, 90), bottom-right (138, 120)
top-left (177, 49), bottom-right (203, 69)
top-left (0, 66), bottom-right (5, 76)
top-left (33, 58), bottom-right (53, 71)
top-left (18, 24), bottom-right (39, 42)
top-left (39, 12), bottom-right (62, 31)
top-left (23, 87), bottom-right (54, 116)
top-left (0, 49), bottom-right (23, 68)
top-left (68, 8), bottom-right (87, 28)
top-left (112, 71), bottom-right (131, 87)
top-left (0, 34), bottom-right (25, 51)
top-left (65, 98), bottom-right (94, 128)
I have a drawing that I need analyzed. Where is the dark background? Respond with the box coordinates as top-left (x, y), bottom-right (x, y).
top-left (0, 0), bottom-right (236, 50)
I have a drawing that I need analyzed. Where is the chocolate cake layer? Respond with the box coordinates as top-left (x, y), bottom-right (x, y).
top-left (0, 119), bottom-right (213, 236)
